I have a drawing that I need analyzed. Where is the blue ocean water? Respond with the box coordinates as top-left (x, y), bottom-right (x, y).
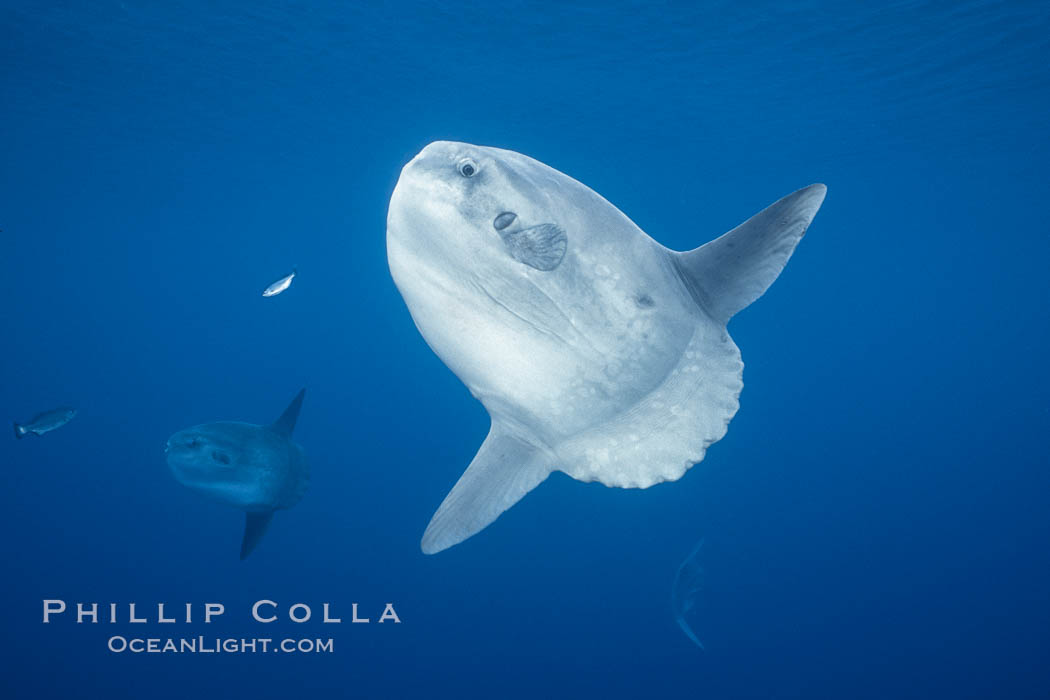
top-left (2, 1), bottom-right (1048, 697)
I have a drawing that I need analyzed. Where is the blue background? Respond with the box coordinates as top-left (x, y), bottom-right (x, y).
top-left (2, 1), bottom-right (1048, 698)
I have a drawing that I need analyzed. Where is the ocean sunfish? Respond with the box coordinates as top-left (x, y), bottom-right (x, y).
top-left (165, 389), bottom-right (308, 559)
top-left (13, 407), bottom-right (77, 439)
top-left (387, 141), bottom-right (826, 554)
top-left (262, 267), bottom-right (297, 297)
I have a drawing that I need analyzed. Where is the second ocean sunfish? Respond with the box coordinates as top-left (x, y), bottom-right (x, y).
top-left (165, 389), bottom-right (309, 559)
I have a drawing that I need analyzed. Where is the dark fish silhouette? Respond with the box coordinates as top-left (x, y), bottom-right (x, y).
top-left (14, 407), bottom-right (77, 439)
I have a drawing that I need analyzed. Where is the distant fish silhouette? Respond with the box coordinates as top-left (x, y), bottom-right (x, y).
top-left (262, 267), bottom-right (297, 297)
top-left (14, 407), bottom-right (77, 439)
top-left (165, 389), bottom-right (308, 559)
top-left (671, 539), bottom-right (706, 649)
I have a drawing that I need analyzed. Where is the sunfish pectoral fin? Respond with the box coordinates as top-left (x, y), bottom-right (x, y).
top-left (500, 223), bottom-right (568, 271)
top-left (270, 388), bottom-right (305, 437)
top-left (421, 423), bottom-right (552, 554)
top-left (241, 511), bottom-right (274, 560)
top-left (676, 184), bottom-right (826, 324)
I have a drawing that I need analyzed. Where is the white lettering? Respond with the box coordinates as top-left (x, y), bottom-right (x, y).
top-left (76, 602), bottom-right (97, 623)
top-left (289, 604), bottom-right (311, 623)
top-left (42, 599), bottom-right (66, 623)
top-left (252, 600), bottom-right (277, 623)
top-left (323, 603), bottom-right (341, 623)
top-left (205, 603), bottom-right (225, 623)
top-left (379, 603), bottom-right (401, 624)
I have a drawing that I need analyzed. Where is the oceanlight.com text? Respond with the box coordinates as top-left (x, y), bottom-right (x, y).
top-left (107, 636), bottom-right (334, 654)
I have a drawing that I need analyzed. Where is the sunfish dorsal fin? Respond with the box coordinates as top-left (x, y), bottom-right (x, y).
top-left (675, 184), bottom-right (826, 325)
top-left (241, 512), bottom-right (274, 559)
top-left (421, 423), bottom-right (553, 554)
top-left (270, 388), bottom-right (305, 437)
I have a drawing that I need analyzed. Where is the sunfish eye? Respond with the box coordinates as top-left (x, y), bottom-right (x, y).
top-left (458, 158), bottom-right (478, 178)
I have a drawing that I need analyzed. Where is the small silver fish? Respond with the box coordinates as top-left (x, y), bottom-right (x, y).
top-left (262, 267), bottom-right (297, 297)
top-left (14, 407), bottom-right (77, 439)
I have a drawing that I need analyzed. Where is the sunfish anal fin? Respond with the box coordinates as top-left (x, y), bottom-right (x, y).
top-left (270, 388), bottom-right (306, 437)
top-left (557, 323), bottom-right (743, 488)
top-left (241, 511), bottom-right (274, 560)
top-left (421, 424), bottom-right (552, 554)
